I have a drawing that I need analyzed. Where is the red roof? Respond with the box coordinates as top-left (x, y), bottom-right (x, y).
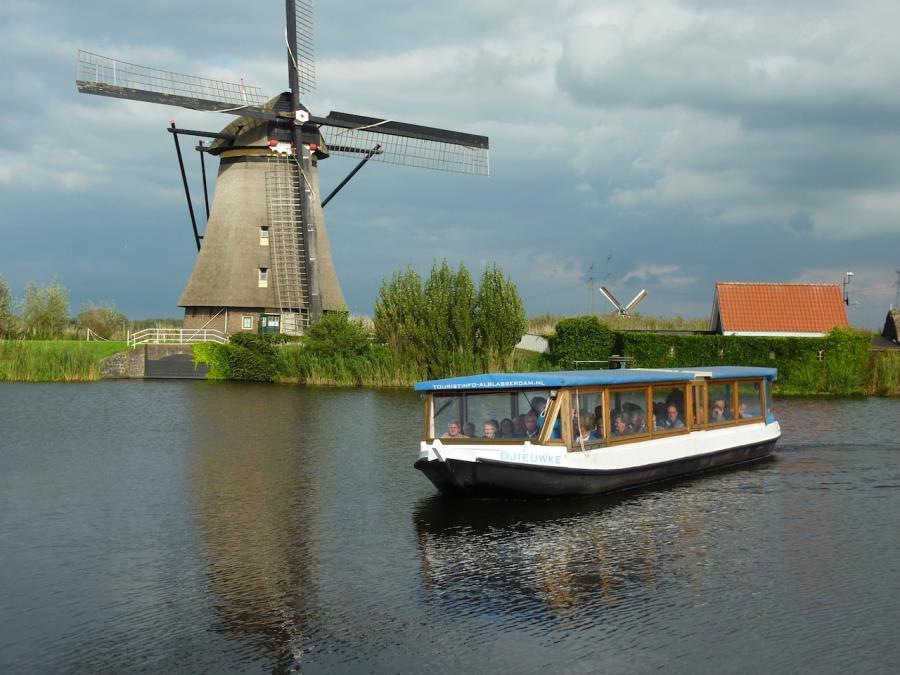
top-left (713, 282), bottom-right (849, 334)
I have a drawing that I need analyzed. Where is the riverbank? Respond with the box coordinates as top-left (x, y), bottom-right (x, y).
top-left (1, 338), bottom-right (898, 396)
top-left (0, 340), bottom-right (127, 382)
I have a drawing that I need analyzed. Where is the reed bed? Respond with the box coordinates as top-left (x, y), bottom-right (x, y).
top-left (276, 346), bottom-right (425, 387)
top-left (867, 351), bottom-right (900, 396)
top-left (0, 340), bottom-right (127, 382)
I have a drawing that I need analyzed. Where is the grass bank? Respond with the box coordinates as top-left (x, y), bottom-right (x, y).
top-left (0, 340), bottom-right (127, 382)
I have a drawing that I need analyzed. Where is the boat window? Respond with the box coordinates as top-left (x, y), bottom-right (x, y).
top-left (651, 385), bottom-right (687, 432)
top-left (571, 389), bottom-right (604, 448)
top-left (764, 380), bottom-right (774, 419)
top-left (737, 381), bottom-right (763, 420)
top-left (610, 387), bottom-right (650, 438)
top-left (430, 390), bottom-right (551, 440)
top-left (708, 382), bottom-right (735, 424)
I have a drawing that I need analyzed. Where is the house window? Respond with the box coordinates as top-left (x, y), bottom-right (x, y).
top-left (259, 226), bottom-right (270, 246)
top-left (242, 316), bottom-right (253, 330)
top-left (258, 267), bottom-right (269, 287)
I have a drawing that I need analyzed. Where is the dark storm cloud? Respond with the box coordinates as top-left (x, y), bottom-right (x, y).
top-left (1, 1), bottom-right (897, 326)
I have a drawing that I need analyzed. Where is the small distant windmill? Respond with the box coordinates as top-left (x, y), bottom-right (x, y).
top-left (75, 0), bottom-right (489, 335)
top-left (599, 286), bottom-right (647, 317)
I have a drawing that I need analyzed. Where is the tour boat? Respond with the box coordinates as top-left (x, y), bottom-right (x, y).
top-left (414, 366), bottom-right (780, 497)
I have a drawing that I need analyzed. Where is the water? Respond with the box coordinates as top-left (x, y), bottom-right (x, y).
top-left (1, 382), bottom-right (898, 673)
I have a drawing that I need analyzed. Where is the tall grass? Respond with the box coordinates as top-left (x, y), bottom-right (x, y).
top-left (0, 340), bottom-right (127, 382)
top-left (277, 345), bottom-right (425, 386)
top-left (867, 351), bottom-right (900, 396)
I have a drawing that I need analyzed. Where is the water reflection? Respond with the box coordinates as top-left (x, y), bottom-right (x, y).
top-left (186, 383), bottom-right (324, 670)
top-left (413, 461), bottom-right (774, 630)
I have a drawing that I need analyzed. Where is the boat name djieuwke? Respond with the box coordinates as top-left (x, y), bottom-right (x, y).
top-left (499, 451), bottom-right (563, 464)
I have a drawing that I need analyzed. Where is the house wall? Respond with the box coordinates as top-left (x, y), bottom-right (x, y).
top-left (182, 307), bottom-right (278, 334)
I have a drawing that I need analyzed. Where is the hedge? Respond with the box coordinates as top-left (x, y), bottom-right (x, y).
top-left (548, 317), bottom-right (872, 395)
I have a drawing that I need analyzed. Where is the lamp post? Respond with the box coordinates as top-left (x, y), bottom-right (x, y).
top-left (843, 271), bottom-right (854, 306)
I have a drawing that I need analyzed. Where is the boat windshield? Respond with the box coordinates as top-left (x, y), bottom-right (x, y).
top-left (431, 390), bottom-right (552, 440)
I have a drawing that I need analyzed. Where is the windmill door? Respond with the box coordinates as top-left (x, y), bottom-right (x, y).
top-left (260, 314), bottom-right (281, 334)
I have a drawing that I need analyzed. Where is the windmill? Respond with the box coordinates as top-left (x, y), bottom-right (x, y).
top-left (75, 1), bottom-right (489, 335)
top-left (598, 286), bottom-right (647, 317)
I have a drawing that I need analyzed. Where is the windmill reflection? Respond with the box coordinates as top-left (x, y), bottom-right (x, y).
top-left (186, 384), bottom-right (326, 669)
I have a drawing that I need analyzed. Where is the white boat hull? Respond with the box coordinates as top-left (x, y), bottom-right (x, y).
top-left (415, 422), bottom-right (780, 498)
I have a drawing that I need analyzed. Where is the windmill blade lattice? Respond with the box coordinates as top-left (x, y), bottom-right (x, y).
top-left (76, 50), bottom-right (272, 119)
top-left (320, 112), bottom-right (490, 175)
top-left (290, 0), bottom-right (316, 94)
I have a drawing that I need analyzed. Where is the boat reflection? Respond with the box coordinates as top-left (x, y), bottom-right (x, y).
top-left (413, 462), bottom-right (772, 624)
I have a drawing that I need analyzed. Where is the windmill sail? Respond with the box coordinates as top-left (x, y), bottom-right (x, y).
top-left (76, 50), bottom-right (274, 120)
top-left (318, 111), bottom-right (490, 175)
top-left (290, 0), bottom-right (316, 94)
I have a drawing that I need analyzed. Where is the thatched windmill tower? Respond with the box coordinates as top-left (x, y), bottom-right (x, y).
top-left (76, 1), bottom-right (489, 335)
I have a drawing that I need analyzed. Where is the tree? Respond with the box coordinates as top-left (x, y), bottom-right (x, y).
top-left (448, 263), bottom-right (477, 356)
top-left (474, 263), bottom-right (527, 370)
top-left (0, 274), bottom-right (15, 338)
top-left (22, 280), bottom-right (69, 339)
top-left (374, 266), bottom-right (426, 363)
top-left (75, 302), bottom-right (128, 339)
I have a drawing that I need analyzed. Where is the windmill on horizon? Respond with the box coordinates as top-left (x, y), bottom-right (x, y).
top-left (76, 0), bottom-right (489, 335)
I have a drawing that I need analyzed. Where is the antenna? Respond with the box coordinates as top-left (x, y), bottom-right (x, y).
top-left (587, 263), bottom-right (595, 315)
top-left (843, 271), bottom-right (854, 306)
top-left (599, 286), bottom-right (648, 316)
top-left (895, 269), bottom-right (900, 309)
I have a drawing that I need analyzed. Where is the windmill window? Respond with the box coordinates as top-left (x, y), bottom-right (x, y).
top-left (258, 267), bottom-right (269, 287)
top-left (242, 316), bottom-right (253, 330)
top-left (259, 226), bottom-right (269, 245)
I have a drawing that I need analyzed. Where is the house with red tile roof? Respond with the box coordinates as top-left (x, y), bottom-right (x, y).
top-left (709, 282), bottom-right (849, 337)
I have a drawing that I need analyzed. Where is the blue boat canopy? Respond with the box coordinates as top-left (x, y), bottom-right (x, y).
top-left (414, 366), bottom-right (777, 392)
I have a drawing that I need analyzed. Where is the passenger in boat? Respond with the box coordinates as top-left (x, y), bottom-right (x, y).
top-left (710, 399), bottom-right (733, 422)
top-left (524, 411), bottom-right (540, 438)
top-left (652, 401), bottom-right (666, 429)
top-left (529, 396), bottom-right (548, 415)
top-left (462, 421), bottom-right (476, 437)
top-left (483, 419), bottom-right (500, 439)
top-left (575, 413), bottom-right (600, 442)
top-left (443, 420), bottom-right (464, 439)
top-left (593, 405), bottom-right (604, 437)
top-left (629, 410), bottom-right (648, 433)
top-left (513, 414), bottom-right (526, 437)
top-left (662, 403), bottom-right (685, 429)
top-left (611, 413), bottom-right (631, 437)
top-left (499, 418), bottom-right (516, 438)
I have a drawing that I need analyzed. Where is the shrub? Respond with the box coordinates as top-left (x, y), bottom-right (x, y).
top-left (75, 303), bottom-right (128, 339)
top-left (304, 311), bottom-right (371, 358)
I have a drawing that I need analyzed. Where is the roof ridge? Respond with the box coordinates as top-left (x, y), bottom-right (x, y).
top-left (716, 281), bottom-right (840, 287)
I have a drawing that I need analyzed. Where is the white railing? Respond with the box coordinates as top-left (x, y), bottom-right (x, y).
top-left (128, 328), bottom-right (228, 347)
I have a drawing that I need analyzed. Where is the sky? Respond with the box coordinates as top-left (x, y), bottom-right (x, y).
top-left (1, 0), bottom-right (899, 329)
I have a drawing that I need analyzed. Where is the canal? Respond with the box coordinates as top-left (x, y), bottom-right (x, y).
top-left (1, 382), bottom-right (898, 672)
